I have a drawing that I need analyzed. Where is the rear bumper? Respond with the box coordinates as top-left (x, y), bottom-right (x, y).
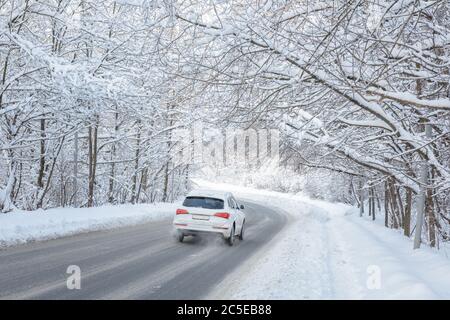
top-left (173, 223), bottom-right (232, 238)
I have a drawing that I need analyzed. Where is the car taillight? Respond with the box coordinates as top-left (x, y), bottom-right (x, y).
top-left (176, 209), bottom-right (188, 215)
top-left (214, 212), bottom-right (230, 219)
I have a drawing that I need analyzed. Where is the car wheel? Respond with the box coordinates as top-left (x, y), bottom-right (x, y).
top-left (238, 221), bottom-right (245, 241)
top-left (176, 230), bottom-right (184, 242)
top-left (227, 226), bottom-right (235, 246)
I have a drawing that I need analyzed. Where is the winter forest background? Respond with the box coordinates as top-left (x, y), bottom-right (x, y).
top-left (0, 0), bottom-right (449, 249)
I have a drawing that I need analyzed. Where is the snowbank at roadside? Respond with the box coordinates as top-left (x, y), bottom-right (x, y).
top-left (330, 210), bottom-right (450, 299)
top-left (0, 203), bottom-right (178, 247)
top-left (194, 179), bottom-right (450, 299)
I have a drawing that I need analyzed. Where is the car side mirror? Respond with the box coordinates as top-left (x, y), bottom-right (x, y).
top-left (240, 204), bottom-right (244, 210)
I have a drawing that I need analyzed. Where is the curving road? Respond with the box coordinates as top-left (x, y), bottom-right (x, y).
top-left (0, 200), bottom-right (287, 299)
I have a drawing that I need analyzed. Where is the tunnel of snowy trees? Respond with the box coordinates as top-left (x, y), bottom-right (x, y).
top-left (0, 0), bottom-right (449, 248)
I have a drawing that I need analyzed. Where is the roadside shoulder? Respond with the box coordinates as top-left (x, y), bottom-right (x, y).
top-left (206, 201), bottom-right (295, 299)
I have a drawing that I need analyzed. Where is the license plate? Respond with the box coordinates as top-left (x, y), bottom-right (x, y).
top-left (192, 215), bottom-right (210, 221)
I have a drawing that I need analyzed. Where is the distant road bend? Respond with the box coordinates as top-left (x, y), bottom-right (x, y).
top-left (0, 200), bottom-right (287, 299)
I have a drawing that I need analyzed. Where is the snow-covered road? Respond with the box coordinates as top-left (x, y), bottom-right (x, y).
top-left (2, 179), bottom-right (450, 299)
top-left (0, 199), bottom-right (288, 299)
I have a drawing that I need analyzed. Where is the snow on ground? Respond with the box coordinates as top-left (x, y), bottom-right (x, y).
top-left (0, 202), bottom-right (178, 247)
top-left (3, 177), bottom-right (450, 299)
top-left (331, 213), bottom-right (450, 299)
top-left (194, 179), bottom-right (450, 299)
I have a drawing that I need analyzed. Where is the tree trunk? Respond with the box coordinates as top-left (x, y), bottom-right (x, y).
top-left (359, 179), bottom-right (364, 217)
top-left (130, 121), bottom-right (141, 204)
top-left (375, 188), bottom-right (381, 212)
top-left (388, 178), bottom-right (399, 229)
top-left (0, 162), bottom-right (16, 213)
top-left (87, 118), bottom-right (98, 207)
top-left (413, 120), bottom-right (431, 249)
top-left (384, 180), bottom-right (389, 228)
top-left (60, 153), bottom-right (65, 207)
top-left (426, 166), bottom-right (436, 247)
top-left (73, 130), bottom-right (79, 207)
top-left (162, 163), bottom-right (170, 203)
top-left (35, 117), bottom-right (46, 208)
top-left (397, 187), bottom-right (404, 228)
top-left (426, 187), bottom-right (436, 247)
top-left (37, 118), bottom-right (46, 190)
top-left (137, 167), bottom-right (148, 203)
top-left (108, 109), bottom-right (119, 204)
top-left (404, 187), bottom-right (412, 237)
top-left (36, 137), bottom-right (65, 209)
top-left (371, 186), bottom-right (375, 221)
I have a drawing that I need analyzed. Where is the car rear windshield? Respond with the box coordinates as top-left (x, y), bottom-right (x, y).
top-left (182, 196), bottom-right (224, 209)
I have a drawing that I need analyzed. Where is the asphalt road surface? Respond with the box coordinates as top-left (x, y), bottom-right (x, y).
top-left (0, 200), bottom-right (287, 299)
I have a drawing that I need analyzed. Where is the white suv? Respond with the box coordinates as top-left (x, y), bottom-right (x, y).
top-left (172, 189), bottom-right (246, 246)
